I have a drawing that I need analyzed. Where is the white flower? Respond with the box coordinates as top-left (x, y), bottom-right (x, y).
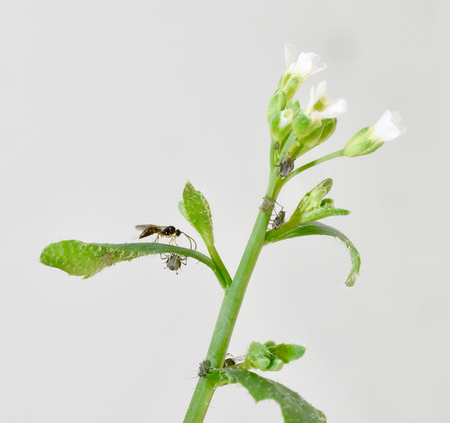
top-left (371, 110), bottom-right (406, 142)
top-left (343, 110), bottom-right (406, 157)
top-left (284, 44), bottom-right (327, 81)
top-left (304, 81), bottom-right (347, 122)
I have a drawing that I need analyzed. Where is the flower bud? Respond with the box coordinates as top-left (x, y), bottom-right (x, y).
top-left (270, 109), bottom-right (294, 142)
top-left (267, 89), bottom-right (287, 122)
top-left (287, 98), bottom-right (301, 114)
top-left (296, 178), bottom-right (333, 216)
top-left (267, 358), bottom-right (284, 372)
top-left (291, 110), bottom-right (314, 137)
top-left (280, 44), bottom-right (326, 103)
top-left (344, 110), bottom-right (406, 157)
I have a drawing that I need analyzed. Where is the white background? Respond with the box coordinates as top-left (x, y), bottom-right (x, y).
top-left (1, 1), bottom-right (449, 422)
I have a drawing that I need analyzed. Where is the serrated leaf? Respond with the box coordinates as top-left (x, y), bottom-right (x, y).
top-left (180, 182), bottom-right (214, 246)
top-left (40, 240), bottom-right (217, 279)
top-left (265, 221), bottom-right (360, 287)
top-left (222, 369), bottom-right (326, 423)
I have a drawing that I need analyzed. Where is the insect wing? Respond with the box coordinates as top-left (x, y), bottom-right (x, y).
top-left (135, 224), bottom-right (163, 239)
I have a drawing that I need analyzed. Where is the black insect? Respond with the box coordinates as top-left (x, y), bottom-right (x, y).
top-left (135, 225), bottom-right (197, 250)
top-left (271, 210), bottom-right (286, 230)
top-left (223, 354), bottom-right (245, 368)
top-left (277, 156), bottom-right (294, 177)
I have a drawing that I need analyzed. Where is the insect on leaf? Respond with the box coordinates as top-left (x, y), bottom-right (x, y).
top-left (265, 221), bottom-right (361, 287)
top-left (179, 181), bottom-right (214, 246)
top-left (221, 369), bottom-right (326, 423)
top-left (40, 240), bottom-right (217, 279)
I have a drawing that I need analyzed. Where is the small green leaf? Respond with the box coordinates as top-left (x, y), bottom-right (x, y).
top-left (300, 207), bottom-right (351, 223)
top-left (180, 182), bottom-right (214, 246)
top-left (265, 221), bottom-right (361, 287)
top-left (221, 369), bottom-right (326, 423)
top-left (267, 343), bottom-right (306, 364)
top-left (40, 240), bottom-right (217, 280)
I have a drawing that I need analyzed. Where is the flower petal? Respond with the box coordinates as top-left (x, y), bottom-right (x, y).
top-left (294, 52), bottom-right (313, 78)
top-left (373, 110), bottom-right (406, 141)
top-left (284, 44), bottom-right (298, 68)
top-left (312, 99), bottom-right (347, 120)
top-left (306, 52), bottom-right (327, 76)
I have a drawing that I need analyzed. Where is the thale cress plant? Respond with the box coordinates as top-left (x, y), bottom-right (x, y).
top-left (41, 44), bottom-right (406, 423)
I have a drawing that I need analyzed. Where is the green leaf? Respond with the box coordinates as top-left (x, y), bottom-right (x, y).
top-left (220, 369), bottom-right (326, 423)
top-left (40, 240), bottom-right (217, 279)
top-left (267, 343), bottom-right (306, 364)
top-left (179, 182), bottom-right (214, 246)
top-left (299, 207), bottom-right (351, 223)
top-left (243, 341), bottom-right (307, 372)
top-left (265, 221), bottom-right (361, 287)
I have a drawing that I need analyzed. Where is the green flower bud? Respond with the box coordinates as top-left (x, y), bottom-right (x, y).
top-left (287, 98), bottom-right (301, 114)
top-left (291, 110), bottom-right (314, 137)
top-left (320, 198), bottom-right (335, 208)
top-left (267, 89), bottom-right (287, 122)
top-left (270, 109), bottom-right (294, 142)
top-left (283, 76), bottom-right (300, 105)
top-left (267, 358), bottom-right (284, 372)
top-left (255, 357), bottom-right (271, 370)
top-left (318, 118), bottom-right (337, 144)
top-left (246, 341), bottom-right (272, 370)
top-left (295, 178), bottom-right (333, 216)
top-left (344, 110), bottom-right (406, 157)
top-left (343, 127), bottom-right (381, 157)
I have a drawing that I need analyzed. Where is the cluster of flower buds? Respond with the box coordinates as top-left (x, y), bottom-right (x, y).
top-left (267, 45), bottom-right (347, 169)
top-left (243, 341), bottom-right (306, 372)
top-left (267, 44), bottom-right (406, 176)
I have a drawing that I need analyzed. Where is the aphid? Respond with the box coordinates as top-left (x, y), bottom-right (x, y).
top-left (101, 252), bottom-right (115, 266)
top-left (135, 225), bottom-right (197, 250)
top-left (278, 157), bottom-right (294, 177)
top-left (271, 210), bottom-right (286, 230)
top-left (260, 196), bottom-right (276, 214)
top-left (198, 360), bottom-right (211, 377)
top-left (223, 355), bottom-right (245, 368)
top-left (162, 253), bottom-right (187, 274)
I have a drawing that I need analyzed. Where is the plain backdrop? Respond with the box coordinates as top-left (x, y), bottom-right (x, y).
top-left (1, 1), bottom-right (449, 422)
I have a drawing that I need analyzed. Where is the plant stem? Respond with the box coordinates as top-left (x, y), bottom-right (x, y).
top-left (279, 149), bottom-right (345, 189)
top-left (206, 244), bottom-right (232, 288)
top-left (183, 171), bottom-right (279, 423)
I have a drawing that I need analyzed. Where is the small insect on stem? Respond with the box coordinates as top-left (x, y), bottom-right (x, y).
top-left (198, 360), bottom-right (211, 377)
top-left (277, 156), bottom-right (295, 178)
top-left (161, 253), bottom-right (187, 275)
top-left (135, 225), bottom-right (197, 250)
top-left (101, 252), bottom-right (115, 267)
top-left (223, 354), bottom-right (246, 368)
top-left (260, 196), bottom-right (276, 214)
top-left (271, 210), bottom-right (286, 230)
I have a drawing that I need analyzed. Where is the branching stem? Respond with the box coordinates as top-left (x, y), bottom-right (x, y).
top-left (183, 170), bottom-right (279, 423)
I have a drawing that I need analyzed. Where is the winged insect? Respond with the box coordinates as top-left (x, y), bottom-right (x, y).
top-left (135, 225), bottom-right (197, 250)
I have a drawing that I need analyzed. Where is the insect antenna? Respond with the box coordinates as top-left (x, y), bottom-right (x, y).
top-left (182, 232), bottom-right (197, 250)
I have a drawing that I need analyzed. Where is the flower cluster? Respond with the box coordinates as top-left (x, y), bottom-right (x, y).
top-left (267, 44), bottom-right (406, 177)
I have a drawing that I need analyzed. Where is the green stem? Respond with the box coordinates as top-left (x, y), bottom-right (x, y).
top-left (279, 149), bottom-right (345, 189)
top-left (183, 171), bottom-right (279, 423)
top-left (206, 244), bottom-right (232, 288)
